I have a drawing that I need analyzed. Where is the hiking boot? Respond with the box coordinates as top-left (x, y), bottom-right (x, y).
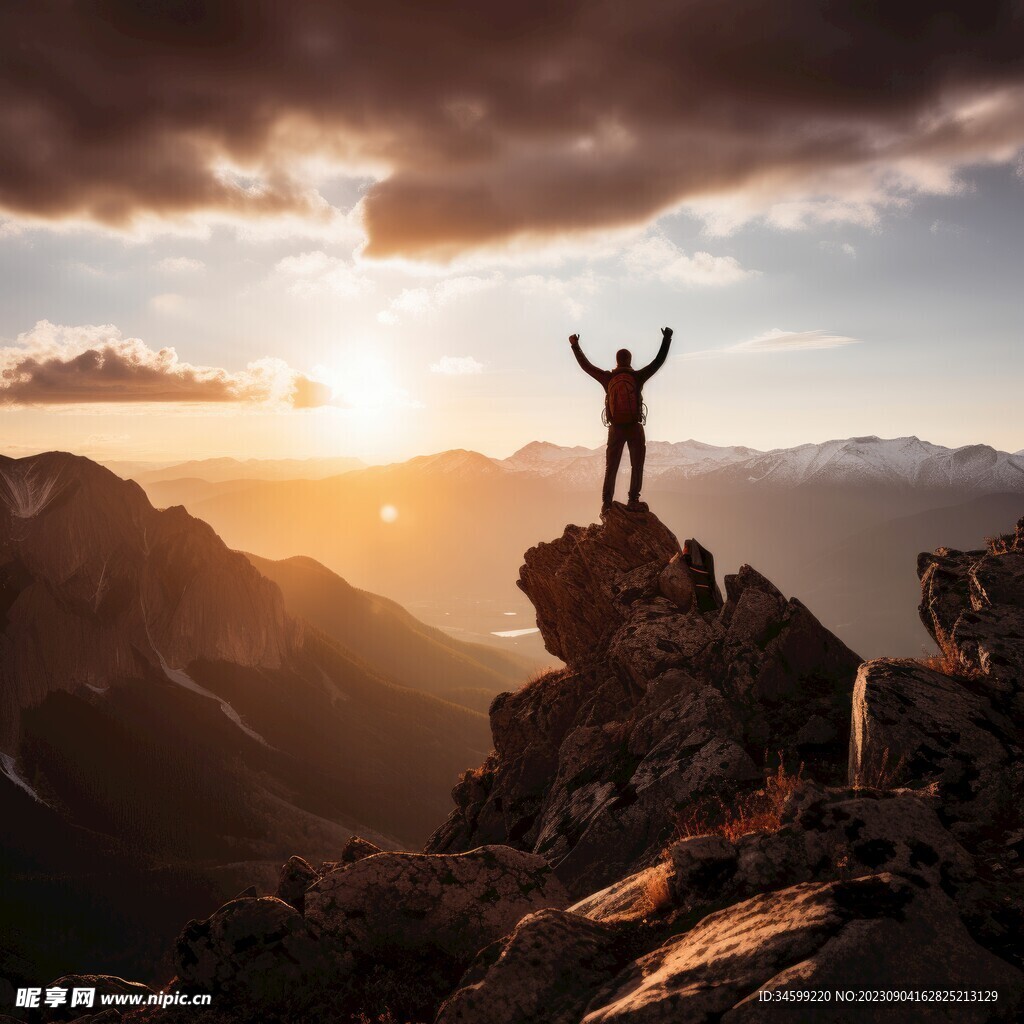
top-left (626, 498), bottom-right (649, 513)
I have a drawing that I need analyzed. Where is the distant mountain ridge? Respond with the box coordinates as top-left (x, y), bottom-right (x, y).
top-left (104, 455), bottom-right (366, 484)
top-left (110, 436), bottom-right (1024, 494)
top-left (498, 435), bottom-right (1024, 493)
top-left (131, 435), bottom-right (1024, 665)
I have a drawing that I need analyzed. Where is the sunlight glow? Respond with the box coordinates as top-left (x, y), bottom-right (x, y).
top-left (312, 352), bottom-right (415, 413)
top-left (379, 504), bottom-right (399, 523)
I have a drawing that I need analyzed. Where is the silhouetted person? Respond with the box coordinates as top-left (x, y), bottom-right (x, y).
top-left (570, 328), bottom-right (673, 513)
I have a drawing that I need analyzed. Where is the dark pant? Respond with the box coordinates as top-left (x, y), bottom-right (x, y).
top-left (603, 422), bottom-right (646, 505)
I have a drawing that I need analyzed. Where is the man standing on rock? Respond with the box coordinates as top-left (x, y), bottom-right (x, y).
top-left (570, 328), bottom-right (673, 514)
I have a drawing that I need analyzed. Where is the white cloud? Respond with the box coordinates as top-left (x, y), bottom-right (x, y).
top-left (273, 250), bottom-right (373, 298)
top-left (623, 235), bottom-right (754, 286)
top-left (725, 328), bottom-right (860, 355)
top-left (0, 320), bottom-right (332, 408)
top-left (685, 328), bottom-right (860, 359)
top-left (512, 270), bottom-right (603, 319)
top-left (156, 256), bottom-right (206, 273)
top-left (430, 355), bottom-right (484, 375)
top-left (382, 274), bottom-right (500, 322)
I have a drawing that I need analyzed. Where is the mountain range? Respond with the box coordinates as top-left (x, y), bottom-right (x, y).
top-left (134, 435), bottom-right (1024, 660)
top-left (0, 452), bottom-right (501, 983)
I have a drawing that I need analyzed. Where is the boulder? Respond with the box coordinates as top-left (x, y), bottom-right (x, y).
top-left (657, 554), bottom-right (695, 611)
top-left (436, 909), bottom-right (621, 1024)
top-left (783, 785), bottom-right (973, 890)
top-left (276, 855), bottom-right (319, 912)
top-left (173, 896), bottom-right (325, 999)
top-left (581, 874), bottom-right (1024, 1023)
top-left (304, 845), bottom-right (569, 965)
top-left (849, 659), bottom-right (1015, 823)
top-left (664, 786), bottom-right (973, 914)
top-left (339, 834), bottom-right (383, 864)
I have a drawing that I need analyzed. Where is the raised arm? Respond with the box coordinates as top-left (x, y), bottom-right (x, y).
top-left (636, 327), bottom-right (673, 383)
top-left (569, 334), bottom-right (609, 386)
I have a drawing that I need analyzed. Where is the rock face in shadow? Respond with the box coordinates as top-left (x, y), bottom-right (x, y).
top-left (47, 508), bottom-right (1024, 1024)
top-left (0, 452), bottom-right (293, 742)
top-left (851, 516), bottom-right (1024, 838)
top-left (427, 504), bottom-right (861, 896)
top-left (850, 515), bottom-right (1024, 970)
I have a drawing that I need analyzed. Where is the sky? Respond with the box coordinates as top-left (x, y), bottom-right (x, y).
top-left (1, 1), bottom-right (1022, 464)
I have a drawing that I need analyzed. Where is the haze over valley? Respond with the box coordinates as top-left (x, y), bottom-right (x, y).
top-left (130, 434), bottom-right (1024, 661)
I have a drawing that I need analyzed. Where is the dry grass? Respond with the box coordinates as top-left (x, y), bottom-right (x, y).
top-left (920, 620), bottom-right (962, 676)
top-left (985, 522), bottom-right (1022, 554)
top-left (919, 621), bottom-right (985, 682)
top-left (639, 867), bottom-right (673, 917)
top-left (851, 746), bottom-right (906, 792)
top-left (521, 666), bottom-right (569, 692)
top-left (675, 760), bottom-right (803, 843)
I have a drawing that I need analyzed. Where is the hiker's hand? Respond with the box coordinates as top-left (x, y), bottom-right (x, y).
top-left (662, 327), bottom-right (673, 341)
top-left (569, 334), bottom-right (580, 346)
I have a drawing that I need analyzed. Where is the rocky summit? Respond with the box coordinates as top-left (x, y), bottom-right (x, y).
top-left (428, 504), bottom-right (862, 896)
top-left (42, 506), bottom-right (1024, 1023)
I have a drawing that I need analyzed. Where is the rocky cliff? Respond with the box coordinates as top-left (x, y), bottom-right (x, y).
top-left (30, 506), bottom-right (1024, 1024)
top-left (427, 505), bottom-right (861, 896)
top-left (0, 451), bottom-right (293, 744)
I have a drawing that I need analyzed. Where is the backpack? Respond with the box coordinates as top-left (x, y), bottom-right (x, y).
top-left (683, 538), bottom-right (724, 612)
top-left (604, 369), bottom-right (642, 426)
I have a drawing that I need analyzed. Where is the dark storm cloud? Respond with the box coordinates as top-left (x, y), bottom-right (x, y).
top-left (1, 1), bottom-right (1023, 256)
top-left (0, 323), bottom-right (330, 406)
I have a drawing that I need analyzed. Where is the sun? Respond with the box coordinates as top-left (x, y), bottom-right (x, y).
top-left (312, 353), bottom-right (409, 413)
top-left (380, 504), bottom-right (399, 523)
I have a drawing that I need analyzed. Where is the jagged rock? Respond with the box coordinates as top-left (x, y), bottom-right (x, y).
top-left (276, 855), bottom-right (319, 911)
top-left (918, 521), bottom-right (1024, 685)
top-left (581, 874), bottom-right (1024, 1022)
top-left (339, 835), bottom-right (382, 864)
top-left (517, 504), bottom-right (681, 670)
top-left (435, 909), bottom-right (622, 1024)
top-left (657, 554), bottom-right (694, 611)
top-left (529, 683), bottom-right (760, 895)
top-left (607, 601), bottom-right (720, 690)
top-left (429, 508), bottom-right (860, 896)
top-left (722, 568), bottom-right (785, 644)
top-left (173, 896), bottom-right (326, 999)
top-left (304, 845), bottom-right (569, 966)
top-left (849, 659), bottom-right (1016, 825)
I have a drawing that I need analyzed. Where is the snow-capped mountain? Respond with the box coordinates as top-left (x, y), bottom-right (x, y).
top-left (499, 436), bottom-right (1024, 493)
